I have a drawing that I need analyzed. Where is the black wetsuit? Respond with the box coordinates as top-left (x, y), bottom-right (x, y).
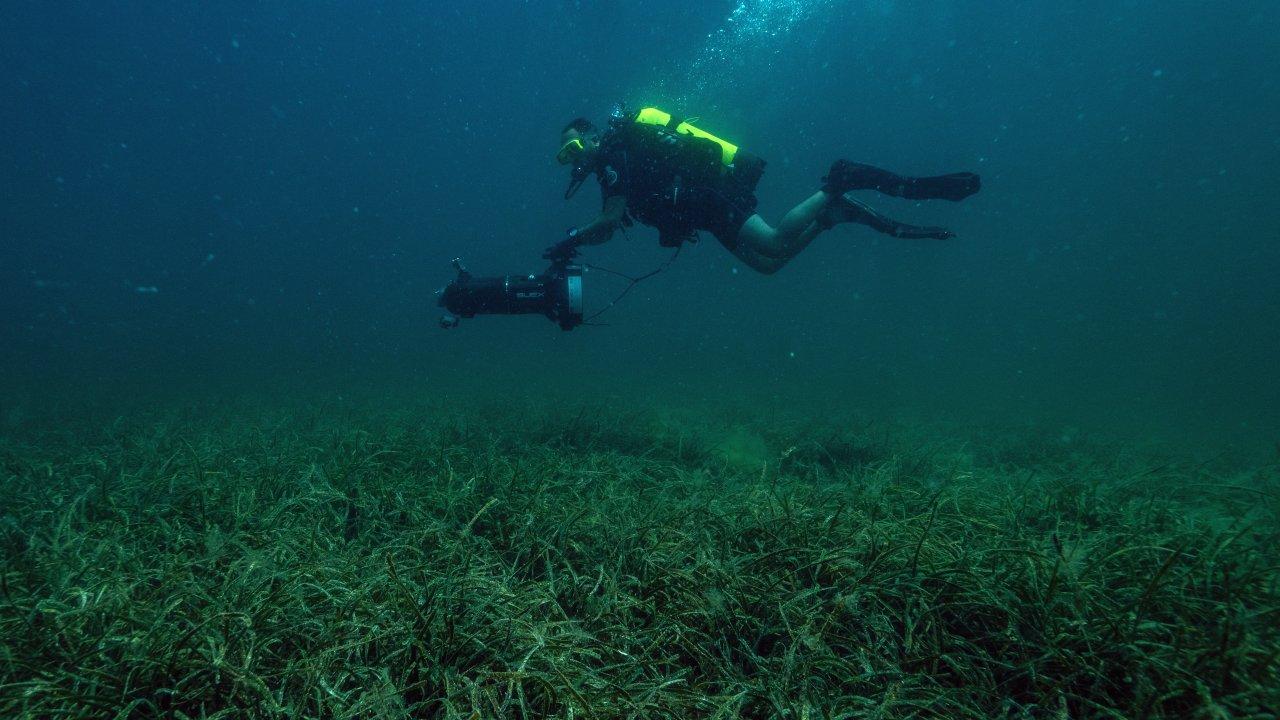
top-left (593, 124), bottom-right (761, 249)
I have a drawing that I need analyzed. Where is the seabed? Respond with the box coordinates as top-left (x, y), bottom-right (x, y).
top-left (1, 402), bottom-right (1277, 718)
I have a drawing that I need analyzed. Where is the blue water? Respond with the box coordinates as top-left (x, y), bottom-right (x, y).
top-left (2, 1), bottom-right (1277, 450)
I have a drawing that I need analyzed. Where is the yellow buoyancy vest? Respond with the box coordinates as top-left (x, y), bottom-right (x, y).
top-left (633, 107), bottom-right (739, 167)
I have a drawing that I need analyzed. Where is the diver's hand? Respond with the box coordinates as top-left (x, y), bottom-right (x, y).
top-left (542, 229), bottom-right (581, 260)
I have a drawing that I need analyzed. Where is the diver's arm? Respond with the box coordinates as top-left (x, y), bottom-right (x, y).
top-left (573, 195), bottom-right (627, 245)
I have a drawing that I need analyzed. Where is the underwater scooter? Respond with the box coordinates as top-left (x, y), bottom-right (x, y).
top-left (437, 233), bottom-right (681, 332)
top-left (436, 240), bottom-right (585, 331)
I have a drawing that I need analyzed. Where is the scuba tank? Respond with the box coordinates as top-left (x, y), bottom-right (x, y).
top-left (567, 105), bottom-right (768, 247)
top-left (611, 105), bottom-right (767, 191)
top-left (634, 107), bottom-right (740, 165)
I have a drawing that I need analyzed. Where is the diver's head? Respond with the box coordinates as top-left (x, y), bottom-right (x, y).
top-left (557, 117), bottom-right (599, 168)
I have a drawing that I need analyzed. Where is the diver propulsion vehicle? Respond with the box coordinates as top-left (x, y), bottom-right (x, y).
top-left (437, 244), bottom-right (584, 331)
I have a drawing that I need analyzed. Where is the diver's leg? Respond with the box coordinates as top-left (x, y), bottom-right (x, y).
top-left (726, 214), bottom-right (831, 275)
top-left (823, 160), bottom-right (980, 202)
top-left (734, 191), bottom-right (833, 260)
top-left (735, 214), bottom-right (829, 263)
top-left (773, 191), bottom-right (831, 241)
top-left (725, 234), bottom-right (790, 275)
top-left (731, 245), bottom-right (786, 275)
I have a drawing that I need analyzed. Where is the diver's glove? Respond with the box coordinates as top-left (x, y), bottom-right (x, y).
top-left (542, 228), bottom-right (581, 261)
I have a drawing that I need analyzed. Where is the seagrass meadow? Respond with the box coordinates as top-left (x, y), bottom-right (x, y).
top-left (6, 0), bottom-right (1280, 717)
top-left (1, 402), bottom-right (1277, 719)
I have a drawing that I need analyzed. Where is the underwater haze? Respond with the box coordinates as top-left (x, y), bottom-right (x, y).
top-left (3, 0), bottom-right (1279, 448)
top-left (4, 3), bottom-right (1280, 717)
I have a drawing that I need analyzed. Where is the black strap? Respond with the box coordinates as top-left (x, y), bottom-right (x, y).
top-left (583, 244), bottom-right (682, 325)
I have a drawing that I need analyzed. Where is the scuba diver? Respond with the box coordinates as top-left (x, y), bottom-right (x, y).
top-left (435, 107), bottom-right (980, 329)
top-left (552, 107), bottom-right (981, 274)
